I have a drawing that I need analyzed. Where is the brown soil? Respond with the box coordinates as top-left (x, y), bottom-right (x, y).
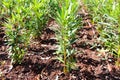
top-left (0, 8), bottom-right (120, 80)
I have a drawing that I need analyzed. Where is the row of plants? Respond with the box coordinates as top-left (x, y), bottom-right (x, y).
top-left (83, 0), bottom-right (120, 65)
top-left (0, 0), bottom-right (81, 74)
top-left (0, 0), bottom-right (56, 64)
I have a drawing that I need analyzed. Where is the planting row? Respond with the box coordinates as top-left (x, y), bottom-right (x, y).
top-left (0, 0), bottom-right (81, 73)
top-left (1, 0), bottom-right (120, 74)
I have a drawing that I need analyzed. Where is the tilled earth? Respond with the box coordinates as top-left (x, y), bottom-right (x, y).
top-left (0, 8), bottom-right (120, 80)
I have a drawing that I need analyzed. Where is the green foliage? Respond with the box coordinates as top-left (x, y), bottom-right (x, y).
top-left (83, 0), bottom-right (120, 63)
top-left (55, 0), bottom-right (81, 73)
top-left (1, 0), bottom-right (81, 70)
top-left (1, 0), bottom-right (52, 64)
top-left (4, 14), bottom-right (29, 64)
top-left (3, 1), bottom-right (30, 63)
top-left (48, 0), bottom-right (60, 18)
top-left (28, 0), bottom-right (50, 38)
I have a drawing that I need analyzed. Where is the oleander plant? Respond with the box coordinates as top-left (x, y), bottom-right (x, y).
top-left (2, 0), bottom-right (31, 64)
top-left (55, 0), bottom-right (81, 73)
top-left (1, 0), bottom-right (53, 64)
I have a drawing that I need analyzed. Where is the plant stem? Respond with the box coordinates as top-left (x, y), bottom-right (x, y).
top-left (63, 44), bottom-right (67, 74)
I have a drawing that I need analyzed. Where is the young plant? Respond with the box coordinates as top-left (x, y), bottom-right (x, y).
top-left (95, 0), bottom-right (120, 61)
top-left (83, 0), bottom-right (120, 65)
top-left (2, 0), bottom-right (53, 64)
top-left (3, 0), bottom-right (30, 64)
top-left (4, 13), bottom-right (29, 64)
top-left (55, 0), bottom-right (80, 74)
top-left (28, 0), bottom-right (50, 39)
